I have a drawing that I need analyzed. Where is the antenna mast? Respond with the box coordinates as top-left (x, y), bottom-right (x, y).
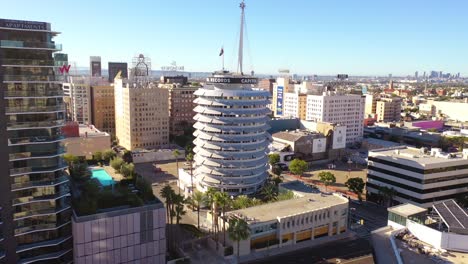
top-left (237, 1), bottom-right (245, 75)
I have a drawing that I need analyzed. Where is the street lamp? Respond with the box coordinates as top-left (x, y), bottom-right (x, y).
top-left (347, 159), bottom-right (353, 179)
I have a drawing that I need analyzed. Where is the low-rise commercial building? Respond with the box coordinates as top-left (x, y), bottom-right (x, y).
top-left (271, 125), bottom-right (346, 162)
top-left (64, 124), bottom-right (111, 159)
top-left (367, 146), bottom-right (468, 208)
top-left (224, 192), bottom-right (349, 257)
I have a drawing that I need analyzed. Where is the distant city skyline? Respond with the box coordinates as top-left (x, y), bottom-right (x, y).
top-left (2, 0), bottom-right (468, 76)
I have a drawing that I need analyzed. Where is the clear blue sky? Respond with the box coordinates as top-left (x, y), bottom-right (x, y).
top-left (2, 0), bottom-right (467, 76)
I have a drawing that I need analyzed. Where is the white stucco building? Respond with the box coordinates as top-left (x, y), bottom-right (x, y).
top-left (306, 91), bottom-right (365, 144)
top-left (367, 146), bottom-right (468, 208)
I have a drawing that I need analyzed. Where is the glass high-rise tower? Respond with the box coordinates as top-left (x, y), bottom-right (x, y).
top-left (0, 19), bottom-right (72, 263)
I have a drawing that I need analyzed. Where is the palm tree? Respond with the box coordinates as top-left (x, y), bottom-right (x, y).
top-left (186, 153), bottom-right (194, 193)
top-left (261, 183), bottom-right (278, 202)
top-left (215, 192), bottom-right (230, 246)
top-left (228, 217), bottom-right (250, 263)
top-left (160, 185), bottom-right (174, 223)
top-left (233, 195), bottom-right (250, 209)
top-left (205, 187), bottom-right (217, 234)
top-left (379, 186), bottom-right (396, 207)
top-left (192, 190), bottom-right (205, 229)
top-left (173, 149), bottom-right (181, 194)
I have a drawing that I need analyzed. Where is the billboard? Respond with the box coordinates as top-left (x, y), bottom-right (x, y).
top-left (276, 86), bottom-right (284, 116)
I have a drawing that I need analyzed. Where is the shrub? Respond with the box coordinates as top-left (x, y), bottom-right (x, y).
top-left (110, 157), bottom-right (125, 172)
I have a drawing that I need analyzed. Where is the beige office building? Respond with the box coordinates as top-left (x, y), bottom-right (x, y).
top-left (376, 95), bottom-right (402, 122)
top-left (114, 78), bottom-right (169, 150)
top-left (90, 84), bottom-right (115, 135)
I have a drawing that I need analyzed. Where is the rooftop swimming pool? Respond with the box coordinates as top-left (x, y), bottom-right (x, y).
top-left (91, 169), bottom-right (115, 186)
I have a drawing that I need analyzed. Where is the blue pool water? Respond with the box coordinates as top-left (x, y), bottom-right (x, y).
top-left (91, 169), bottom-right (115, 186)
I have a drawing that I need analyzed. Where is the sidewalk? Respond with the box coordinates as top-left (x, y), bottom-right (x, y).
top-left (239, 232), bottom-right (355, 263)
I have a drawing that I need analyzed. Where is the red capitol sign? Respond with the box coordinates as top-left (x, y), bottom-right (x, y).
top-left (58, 65), bottom-right (71, 74)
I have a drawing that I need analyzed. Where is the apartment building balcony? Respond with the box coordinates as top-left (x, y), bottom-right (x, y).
top-left (15, 220), bottom-right (71, 237)
top-left (9, 162), bottom-right (67, 176)
top-left (2, 75), bottom-right (64, 82)
top-left (12, 190), bottom-right (70, 206)
top-left (1, 58), bottom-right (55, 66)
top-left (11, 175), bottom-right (68, 191)
top-left (0, 40), bottom-right (62, 51)
top-left (8, 135), bottom-right (65, 146)
top-left (5, 104), bottom-right (65, 114)
top-left (4, 89), bottom-right (64, 98)
top-left (7, 120), bottom-right (65, 131)
top-left (13, 203), bottom-right (71, 221)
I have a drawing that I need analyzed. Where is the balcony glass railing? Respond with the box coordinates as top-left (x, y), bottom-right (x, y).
top-left (13, 203), bottom-right (70, 220)
top-left (6, 105), bottom-right (64, 113)
top-left (12, 190), bottom-right (70, 206)
top-left (8, 135), bottom-right (65, 145)
top-left (9, 147), bottom-right (66, 160)
top-left (0, 40), bottom-right (62, 50)
top-left (11, 175), bottom-right (68, 191)
top-left (4, 90), bottom-right (64, 97)
top-left (2, 75), bottom-right (65, 82)
top-left (15, 220), bottom-right (71, 236)
top-left (7, 120), bottom-right (65, 129)
top-left (1, 58), bottom-right (55, 66)
top-left (9, 162), bottom-right (67, 175)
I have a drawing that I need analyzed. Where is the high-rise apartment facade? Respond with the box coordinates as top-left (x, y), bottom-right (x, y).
top-left (0, 19), bottom-right (72, 263)
top-left (114, 77), bottom-right (169, 150)
top-left (306, 91), bottom-right (365, 144)
top-left (63, 76), bottom-right (91, 124)
top-left (108, 62), bottom-right (127, 83)
top-left (160, 83), bottom-right (198, 136)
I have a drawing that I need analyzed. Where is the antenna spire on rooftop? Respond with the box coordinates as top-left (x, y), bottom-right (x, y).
top-left (237, 0), bottom-right (246, 75)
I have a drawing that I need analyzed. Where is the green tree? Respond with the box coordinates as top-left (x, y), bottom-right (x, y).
top-left (318, 171), bottom-right (336, 191)
top-left (268, 153), bottom-right (280, 165)
top-left (120, 163), bottom-right (135, 178)
top-left (64, 154), bottom-right (79, 165)
top-left (232, 195), bottom-right (250, 209)
top-left (379, 186), bottom-right (396, 207)
top-left (192, 190), bottom-right (205, 229)
top-left (345, 177), bottom-right (365, 201)
top-left (136, 177), bottom-right (155, 201)
top-left (172, 193), bottom-right (186, 224)
top-left (110, 157), bottom-right (125, 172)
top-left (103, 149), bottom-right (116, 162)
top-left (261, 183), bottom-right (278, 202)
top-left (122, 150), bottom-right (133, 163)
top-left (272, 165), bottom-right (282, 177)
top-left (92, 151), bottom-right (103, 162)
top-left (160, 185), bottom-right (175, 224)
top-left (277, 190), bottom-right (295, 201)
top-left (228, 217), bottom-right (250, 262)
top-left (289, 159), bottom-right (308, 176)
top-left (271, 176), bottom-right (283, 186)
top-left (69, 162), bottom-right (90, 181)
top-left (186, 153), bottom-right (194, 191)
top-left (215, 192), bottom-right (231, 246)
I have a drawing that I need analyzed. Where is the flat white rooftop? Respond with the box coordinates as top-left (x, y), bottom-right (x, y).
top-left (388, 203), bottom-right (427, 218)
top-left (228, 193), bottom-right (348, 223)
top-left (370, 146), bottom-right (468, 166)
top-left (79, 125), bottom-right (108, 137)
